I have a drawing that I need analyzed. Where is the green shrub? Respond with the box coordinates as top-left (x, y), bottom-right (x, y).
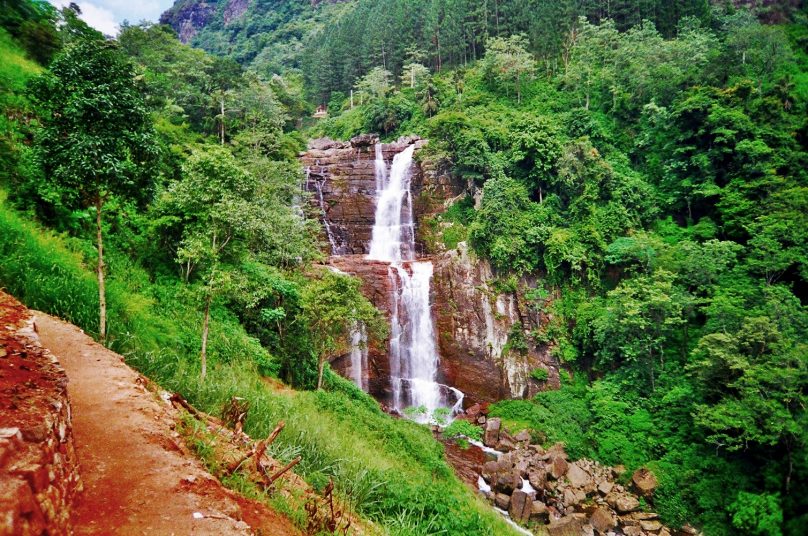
top-left (444, 419), bottom-right (483, 442)
top-left (530, 368), bottom-right (549, 382)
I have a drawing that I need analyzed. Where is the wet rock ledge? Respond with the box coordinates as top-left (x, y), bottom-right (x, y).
top-left (0, 292), bottom-right (81, 536)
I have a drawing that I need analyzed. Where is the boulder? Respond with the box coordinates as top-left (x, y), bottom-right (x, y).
top-left (528, 468), bottom-right (547, 490)
top-left (509, 490), bottom-right (533, 523)
top-left (495, 470), bottom-right (521, 494)
top-left (481, 460), bottom-right (499, 481)
top-left (514, 430), bottom-right (531, 443)
top-left (494, 493), bottom-right (510, 510)
top-left (597, 480), bottom-right (614, 495)
top-left (589, 507), bottom-right (616, 534)
top-left (631, 512), bottom-right (659, 520)
top-left (465, 403), bottom-right (482, 420)
top-left (632, 468), bottom-right (658, 497)
top-left (529, 444), bottom-right (546, 456)
top-left (640, 520), bottom-right (662, 532)
top-left (547, 515), bottom-right (585, 536)
top-left (497, 436), bottom-right (516, 452)
top-left (623, 527), bottom-right (643, 536)
top-left (483, 418), bottom-right (501, 448)
top-left (349, 134), bottom-right (378, 147)
top-left (547, 443), bottom-right (569, 460)
top-left (550, 456), bottom-right (569, 480)
top-left (566, 462), bottom-right (593, 488)
top-left (606, 493), bottom-right (639, 513)
top-left (307, 137), bottom-right (348, 151)
top-left (530, 500), bottom-right (548, 520)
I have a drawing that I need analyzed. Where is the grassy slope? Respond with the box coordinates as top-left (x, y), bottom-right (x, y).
top-left (0, 189), bottom-right (519, 534)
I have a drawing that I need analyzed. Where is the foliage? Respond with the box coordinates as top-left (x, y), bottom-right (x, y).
top-left (481, 34), bottom-right (535, 103)
top-left (443, 419), bottom-right (483, 443)
top-left (28, 35), bottom-right (158, 218)
top-left (530, 368), bottom-right (549, 382)
top-left (730, 492), bottom-right (784, 536)
top-left (299, 269), bottom-right (386, 389)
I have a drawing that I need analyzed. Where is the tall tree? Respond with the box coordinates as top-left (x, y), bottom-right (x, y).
top-left (481, 33), bottom-right (535, 102)
top-left (300, 270), bottom-right (385, 390)
top-left (30, 35), bottom-right (158, 342)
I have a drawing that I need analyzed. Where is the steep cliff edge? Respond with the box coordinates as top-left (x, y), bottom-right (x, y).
top-left (300, 136), bottom-right (559, 406)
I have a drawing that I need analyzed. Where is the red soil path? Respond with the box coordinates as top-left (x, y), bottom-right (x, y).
top-left (33, 311), bottom-right (300, 536)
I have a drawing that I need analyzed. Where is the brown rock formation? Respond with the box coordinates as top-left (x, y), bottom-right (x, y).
top-left (632, 467), bottom-right (659, 497)
top-left (159, 0), bottom-right (218, 43)
top-left (432, 243), bottom-right (559, 404)
top-left (300, 136), bottom-right (431, 256)
top-left (475, 437), bottom-right (678, 536)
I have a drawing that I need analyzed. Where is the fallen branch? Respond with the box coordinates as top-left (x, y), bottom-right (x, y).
top-left (265, 456), bottom-right (301, 487)
top-left (170, 392), bottom-right (207, 422)
top-left (224, 420), bottom-right (285, 476)
top-left (170, 392), bottom-right (236, 440)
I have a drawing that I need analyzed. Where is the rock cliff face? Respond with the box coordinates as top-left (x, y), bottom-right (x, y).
top-left (433, 243), bottom-right (559, 403)
top-left (160, 0), bottom-right (219, 43)
top-left (300, 136), bottom-right (559, 406)
top-left (300, 135), bottom-right (438, 256)
top-left (160, 0), bottom-right (352, 44)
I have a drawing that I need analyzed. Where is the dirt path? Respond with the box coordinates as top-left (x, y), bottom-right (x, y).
top-left (34, 312), bottom-right (300, 536)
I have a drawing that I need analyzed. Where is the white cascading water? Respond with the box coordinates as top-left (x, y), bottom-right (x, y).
top-left (349, 322), bottom-right (369, 392)
top-left (367, 143), bottom-right (463, 418)
top-left (309, 164), bottom-right (344, 255)
top-left (367, 145), bottom-right (415, 262)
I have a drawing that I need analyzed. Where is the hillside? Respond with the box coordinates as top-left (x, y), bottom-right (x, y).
top-left (1, 1), bottom-right (807, 536)
top-left (159, 0), bottom-right (354, 74)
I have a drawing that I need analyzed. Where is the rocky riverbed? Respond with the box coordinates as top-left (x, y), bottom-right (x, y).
top-left (445, 407), bottom-right (701, 536)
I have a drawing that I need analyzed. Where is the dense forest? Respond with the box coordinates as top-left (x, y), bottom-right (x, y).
top-left (1, 0), bottom-right (806, 535)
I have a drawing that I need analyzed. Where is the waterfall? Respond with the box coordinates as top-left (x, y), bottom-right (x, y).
top-left (367, 145), bottom-right (415, 263)
top-left (367, 142), bottom-right (463, 418)
top-left (311, 164), bottom-right (343, 255)
top-left (349, 322), bottom-right (369, 391)
top-left (389, 263), bottom-right (441, 412)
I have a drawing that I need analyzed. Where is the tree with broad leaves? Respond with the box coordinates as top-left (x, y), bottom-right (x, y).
top-left (30, 35), bottom-right (159, 343)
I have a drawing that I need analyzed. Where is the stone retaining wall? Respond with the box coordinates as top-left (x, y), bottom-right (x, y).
top-left (0, 292), bottom-right (81, 535)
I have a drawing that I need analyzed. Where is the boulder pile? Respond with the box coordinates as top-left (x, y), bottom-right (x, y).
top-left (478, 418), bottom-right (692, 536)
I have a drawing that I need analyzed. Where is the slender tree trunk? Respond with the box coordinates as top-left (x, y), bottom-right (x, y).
top-left (200, 294), bottom-right (211, 381)
top-left (96, 196), bottom-right (106, 344)
top-left (317, 355), bottom-right (325, 390)
top-left (220, 97), bottom-right (225, 145)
